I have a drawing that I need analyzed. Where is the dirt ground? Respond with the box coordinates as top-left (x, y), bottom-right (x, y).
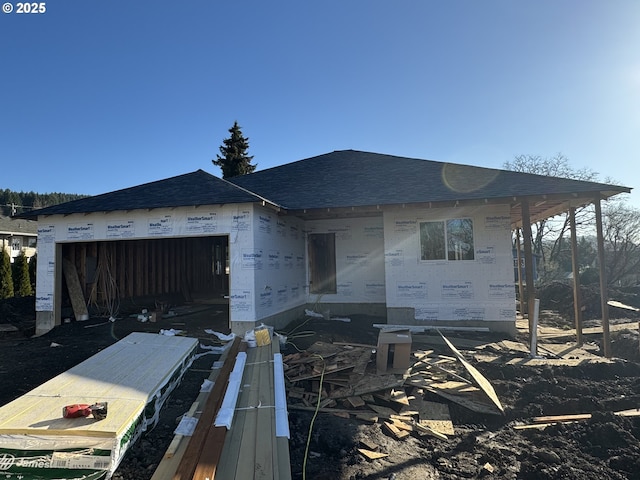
top-left (2, 296), bottom-right (640, 480)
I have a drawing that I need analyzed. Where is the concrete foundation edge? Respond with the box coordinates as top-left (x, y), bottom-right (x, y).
top-left (231, 303), bottom-right (388, 336)
top-left (386, 307), bottom-right (517, 336)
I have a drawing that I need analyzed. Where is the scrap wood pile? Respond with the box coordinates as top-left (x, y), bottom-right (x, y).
top-left (282, 332), bottom-right (504, 448)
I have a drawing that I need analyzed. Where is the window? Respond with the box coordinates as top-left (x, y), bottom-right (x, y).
top-left (308, 233), bottom-right (337, 294)
top-left (420, 219), bottom-right (474, 261)
top-left (11, 240), bottom-right (21, 251)
top-left (419, 222), bottom-right (445, 260)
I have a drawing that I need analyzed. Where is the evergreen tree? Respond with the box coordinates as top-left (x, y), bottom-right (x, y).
top-left (29, 253), bottom-right (37, 291)
top-left (12, 252), bottom-right (32, 297)
top-left (0, 250), bottom-right (14, 299)
top-left (212, 121), bottom-right (256, 178)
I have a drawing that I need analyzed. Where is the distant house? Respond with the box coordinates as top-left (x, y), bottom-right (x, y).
top-left (22, 150), bottom-right (631, 336)
top-left (513, 249), bottom-right (541, 283)
top-left (0, 215), bottom-right (37, 263)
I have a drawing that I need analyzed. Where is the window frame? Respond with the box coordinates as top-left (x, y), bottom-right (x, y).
top-left (419, 218), bottom-right (475, 262)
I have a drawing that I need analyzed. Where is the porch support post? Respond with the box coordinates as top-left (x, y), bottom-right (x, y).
top-left (569, 207), bottom-right (584, 346)
top-left (594, 197), bottom-right (611, 358)
top-left (515, 229), bottom-right (526, 318)
top-left (520, 200), bottom-right (536, 337)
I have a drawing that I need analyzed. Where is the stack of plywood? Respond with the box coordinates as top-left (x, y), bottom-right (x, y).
top-left (0, 332), bottom-right (198, 480)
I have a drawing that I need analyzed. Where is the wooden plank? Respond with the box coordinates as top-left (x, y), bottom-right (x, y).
top-left (347, 396), bottom-right (366, 408)
top-left (473, 353), bottom-right (611, 366)
top-left (359, 438), bottom-right (378, 451)
top-left (62, 258), bottom-right (89, 321)
top-left (214, 346), bottom-right (259, 480)
top-left (230, 348), bottom-right (263, 479)
top-left (417, 400), bottom-right (454, 436)
top-left (358, 448), bottom-right (388, 460)
top-left (333, 341), bottom-right (377, 349)
top-left (426, 380), bottom-right (500, 415)
top-left (439, 331), bottom-right (503, 414)
top-left (134, 241), bottom-right (142, 296)
top-left (126, 241), bottom-right (134, 297)
top-left (607, 300), bottom-right (640, 311)
top-left (533, 409), bottom-right (640, 423)
top-left (329, 373), bottom-right (405, 399)
top-left (537, 342), bottom-right (607, 361)
top-left (287, 364), bottom-right (354, 382)
top-left (172, 337), bottom-right (241, 480)
top-left (411, 334), bottom-right (490, 348)
top-left (78, 243), bottom-right (87, 300)
top-left (288, 405), bottom-right (374, 416)
top-left (255, 346), bottom-right (276, 480)
top-left (390, 419), bottom-right (414, 432)
top-left (617, 408), bottom-right (640, 417)
top-left (164, 401), bottom-right (200, 459)
top-left (412, 422), bottom-right (448, 440)
top-left (515, 408), bottom-right (640, 430)
top-left (161, 349), bottom-right (239, 480)
top-left (152, 345), bottom-right (235, 480)
top-left (273, 340), bottom-right (292, 480)
top-left (382, 421), bottom-right (410, 440)
top-left (192, 344), bottom-right (249, 480)
top-left (117, 242), bottom-right (125, 300)
top-left (164, 239), bottom-right (170, 293)
top-left (533, 413), bottom-right (592, 423)
top-left (390, 389), bottom-right (410, 406)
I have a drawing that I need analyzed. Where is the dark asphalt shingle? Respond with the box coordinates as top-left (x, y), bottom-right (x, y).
top-left (21, 151), bottom-right (631, 218)
top-left (21, 170), bottom-right (264, 218)
top-left (229, 150), bottom-right (629, 209)
top-left (0, 216), bottom-right (38, 234)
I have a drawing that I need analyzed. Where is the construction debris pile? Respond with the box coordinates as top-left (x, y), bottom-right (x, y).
top-left (283, 330), bottom-right (504, 453)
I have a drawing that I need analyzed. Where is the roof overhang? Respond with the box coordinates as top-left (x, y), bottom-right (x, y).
top-left (286, 188), bottom-right (631, 227)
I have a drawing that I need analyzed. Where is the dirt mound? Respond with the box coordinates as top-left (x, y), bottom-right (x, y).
top-left (537, 282), bottom-right (640, 322)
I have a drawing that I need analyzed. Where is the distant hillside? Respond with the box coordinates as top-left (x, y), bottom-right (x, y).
top-left (0, 189), bottom-right (89, 217)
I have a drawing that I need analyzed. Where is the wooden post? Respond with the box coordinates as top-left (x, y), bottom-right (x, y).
top-left (520, 200), bottom-right (536, 338)
top-left (127, 241), bottom-right (135, 297)
top-left (515, 228), bottom-right (525, 317)
top-left (136, 241), bottom-right (144, 297)
top-left (569, 207), bottom-right (583, 346)
top-left (594, 198), bottom-right (611, 358)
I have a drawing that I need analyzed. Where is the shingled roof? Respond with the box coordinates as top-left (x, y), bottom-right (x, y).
top-left (20, 170), bottom-right (269, 218)
top-left (230, 150), bottom-right (629, 211)
top-left (21, 151), bottom-right (630, 224)
top-left (0, 216), bottom-right (37, 235)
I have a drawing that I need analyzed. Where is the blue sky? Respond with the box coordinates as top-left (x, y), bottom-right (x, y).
top-left (1, 1), bottom-right (639, 208)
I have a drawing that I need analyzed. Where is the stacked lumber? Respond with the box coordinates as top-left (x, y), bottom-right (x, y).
top-left (153, 336), bottom-right (291, 480)
top-left (0, 332), bottom-right (199, 480)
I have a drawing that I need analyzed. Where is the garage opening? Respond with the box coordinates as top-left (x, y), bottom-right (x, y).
top-left (60, 236), bottom-right (229, 319)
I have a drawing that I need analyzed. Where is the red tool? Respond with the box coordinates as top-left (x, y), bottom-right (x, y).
top-left (63, 402), bottom-right (108, 420)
